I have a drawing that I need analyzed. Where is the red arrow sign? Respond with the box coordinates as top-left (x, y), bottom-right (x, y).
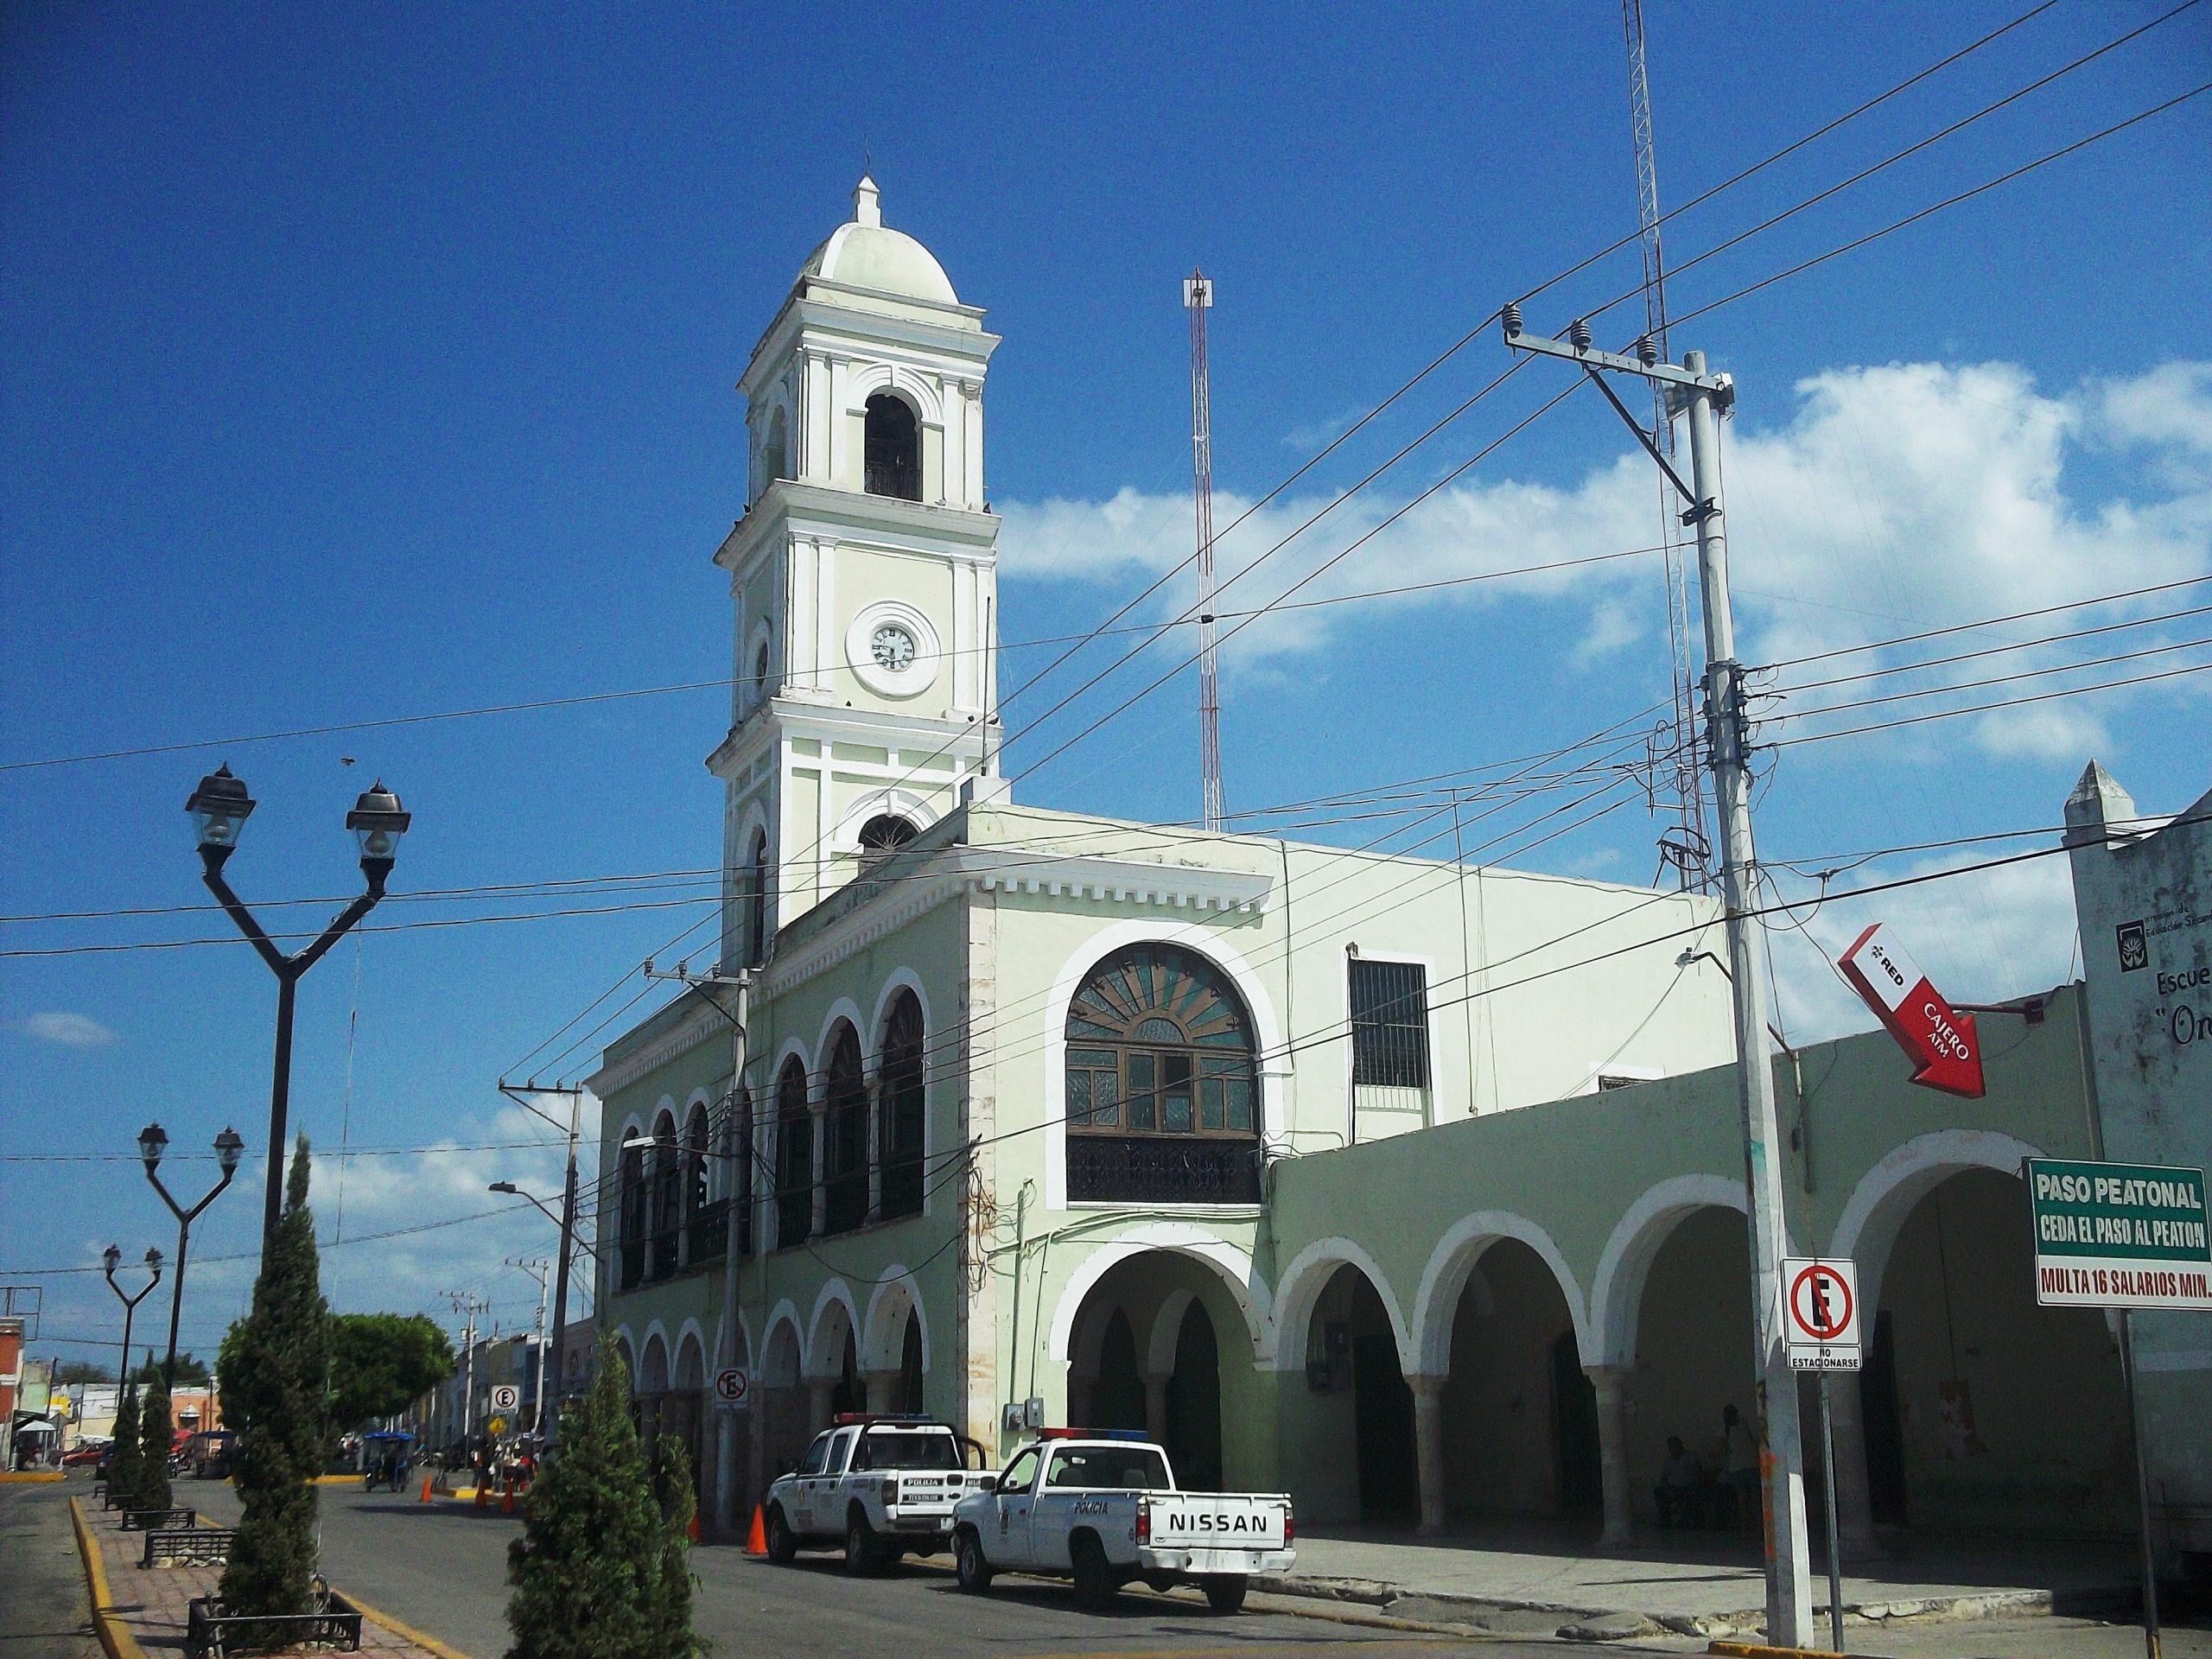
top-left (1839, 922), bottom-right (1985, 1097)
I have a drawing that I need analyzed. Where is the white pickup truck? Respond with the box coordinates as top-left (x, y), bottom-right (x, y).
top-left (951, 1431), bottom-right (1294, 1613)
top-left (761, 1415), bottom-right (995, 1573)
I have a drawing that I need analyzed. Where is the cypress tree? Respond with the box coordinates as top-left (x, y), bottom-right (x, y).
top-left (137, 1374), bottom-right (175, 1512)
top-left (219, 1136), bottom-right (332, 1619)
top-left (506, 1337), bottom-right (702, 1659)
top-left (108, 1382), bottom-right (144, 1507)
top-left (648, 1438), bottom-right (702, 1659)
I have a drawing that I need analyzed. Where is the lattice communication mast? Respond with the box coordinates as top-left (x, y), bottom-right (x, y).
top-left (1185, 270), bottom-right (1225, 834)
top-left (1623, 0), bottom-right (1711, 889)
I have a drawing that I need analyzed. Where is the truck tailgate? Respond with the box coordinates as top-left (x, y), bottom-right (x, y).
top-left (1143, 1494), bottom-right (1288, 1550)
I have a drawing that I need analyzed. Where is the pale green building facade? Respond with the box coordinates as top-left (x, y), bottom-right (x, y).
top-left (586, 180), bottom-right (2182, 1570)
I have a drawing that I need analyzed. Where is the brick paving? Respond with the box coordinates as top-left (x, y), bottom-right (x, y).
top-left (79, 1500), bottom-right (439, 1658)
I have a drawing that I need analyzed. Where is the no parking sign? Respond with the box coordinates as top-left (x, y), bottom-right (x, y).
top-left (1782, 1256), bottom-right (1860, 1372)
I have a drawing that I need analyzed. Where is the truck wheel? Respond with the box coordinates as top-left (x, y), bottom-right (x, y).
top-left (845, 1510), bottom-right (881, 1575)
top-left (764, 1504), bottom-right (798, 1564)
top-left (1203, 1574), bottom-right (1249, 1615)
top-left (1071, 1536), bottom-right (1117, 1611)
top-left (954, 1527), bottom-right (994, 1593)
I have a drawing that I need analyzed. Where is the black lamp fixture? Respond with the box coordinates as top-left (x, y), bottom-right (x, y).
top-left (101, 1243), bottom-right (163, 1400)
top-left (186, 764), bottom-right (411, 1250)
top-left (139, 1121), bottom-right (245, 1384)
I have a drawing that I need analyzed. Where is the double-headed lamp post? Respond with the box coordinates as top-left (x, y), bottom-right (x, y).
top-left (101, 1245), bottom-right (163, 1398)
top-left (139, 1122), bottom-right (246, 1383)
top-left (187, 765), bottom-right (410, 1251)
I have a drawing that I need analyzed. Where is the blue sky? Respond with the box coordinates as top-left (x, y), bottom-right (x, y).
top-left (4, 2), bottom-right (2208, 1363)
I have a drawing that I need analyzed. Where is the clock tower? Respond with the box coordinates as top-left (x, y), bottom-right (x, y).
top-left (709, 177), bottom-right (1004, 969)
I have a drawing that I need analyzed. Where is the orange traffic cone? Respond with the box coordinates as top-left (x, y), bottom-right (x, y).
top-left (744, 1504), bottom-right (766, 1556)
top-left (475, 1477), bottom-right (490, 1509)
top-left (419, 1473), bottom-right (434, 1503)
top-left (501, 1475), bottom-right (516, 1514)
top-left (686, 1510), bottom-right (701, 1543)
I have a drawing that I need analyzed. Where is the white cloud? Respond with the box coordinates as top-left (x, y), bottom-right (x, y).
top-left (24, 1011), bottom-right (118, 1047)
top-left (998, 359), bottom-right (2212, 763)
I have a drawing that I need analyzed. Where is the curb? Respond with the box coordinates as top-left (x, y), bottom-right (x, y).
top-left (345, 1591), bottom-right (477, 1659)
top-left (1, 1470), bottom-right (68, 1483)
top-left (1708, 1644), bottom-right (1853, 1659)
top-left (68, 1497), bottom-right (149, 1659)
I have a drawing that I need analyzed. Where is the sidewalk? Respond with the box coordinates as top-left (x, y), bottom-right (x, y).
top-left (70, 1497), bottom-right (455, 1659)
top-left (1270, 1518), bottom-right (2140, 1642)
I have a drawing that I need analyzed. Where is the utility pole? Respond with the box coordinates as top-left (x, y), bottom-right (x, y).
top-left (497, 1081), bottom-right (585, 1443)
top-left (1503, 309), bottom-right (1813, 1648)
top-left (1185, 270), bottom-right (1225, 834)
top-left (507, 1257), bottom-right (551, 1433)
top-left (444, 1291), bottom-right (485, 1445)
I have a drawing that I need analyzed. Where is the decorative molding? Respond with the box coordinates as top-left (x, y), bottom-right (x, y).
top-left (587, 997), bottom-right (731, 1099)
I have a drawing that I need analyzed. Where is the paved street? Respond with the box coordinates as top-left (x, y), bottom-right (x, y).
top-left (0, 1482), bottom-right (100, 1659)
top-left (181, 1474), bottom-right (2212, 1659)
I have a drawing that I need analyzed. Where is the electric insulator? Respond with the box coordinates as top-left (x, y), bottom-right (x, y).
top-left (1636, 335), bottom-right (1659, 366)
top-left (1501, 302), bottom-right (1522, 337)
top-left (1568, 318), bottom-right (1593, 352)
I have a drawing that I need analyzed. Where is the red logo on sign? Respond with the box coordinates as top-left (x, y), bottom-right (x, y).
top-left (1789, 1262), bottom-right (1853, 1343)
top-left (1838, 923), bottom-right (1985, 1098)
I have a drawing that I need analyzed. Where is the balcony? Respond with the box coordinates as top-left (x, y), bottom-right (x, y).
top-left (823, 1169), bottom-right (868, 1236)
top-left (686, 1199), bottom-right (729, 1265)
top-left (619, 1239), bottom-right (644, 1292)
top-left (880, 1153), bottom-right (924, 1221)
top-left (1066, 1135), bottom-right (1262, 1205)
top-left (649, 1225), bottom-right (678, 1283)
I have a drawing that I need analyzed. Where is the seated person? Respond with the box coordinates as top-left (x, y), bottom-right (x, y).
top-left (1653, 1435), bottom-right (1706, 1529)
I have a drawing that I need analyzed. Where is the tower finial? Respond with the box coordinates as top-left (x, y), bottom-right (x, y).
top-left (854, 172), bottom-right (880, 228)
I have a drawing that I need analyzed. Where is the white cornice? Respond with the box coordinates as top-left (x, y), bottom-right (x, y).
top-left (715, 484), bottom-right (999, 575)
top-left (587, 997), bottom-right (731, 1100)
top-left (706, 702), bottom-right (992, 781)
top-left (759, 843), bottom-right (1274, 1003)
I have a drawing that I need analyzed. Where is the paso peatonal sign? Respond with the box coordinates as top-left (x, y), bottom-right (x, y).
top-left (2026, 1157), bottom-right (2212, 1311)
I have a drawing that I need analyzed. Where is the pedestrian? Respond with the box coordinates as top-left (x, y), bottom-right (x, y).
top-left (1654, 1435), bottom-right (1707, 1529)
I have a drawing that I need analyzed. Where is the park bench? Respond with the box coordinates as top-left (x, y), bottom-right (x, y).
top-left (143, 1526), bottom-right (237, 1568)
top-left (120, 1506), bottom-right (197, 1530)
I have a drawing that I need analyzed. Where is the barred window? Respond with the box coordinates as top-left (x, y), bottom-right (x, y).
top-left (1349, 958), bottom-right (1430, 1089)
top-left (775, 1057), bottom-right (812, 1249)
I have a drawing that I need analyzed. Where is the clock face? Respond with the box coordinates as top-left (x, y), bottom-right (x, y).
top-left (870, 623), bottom-right (918, 672)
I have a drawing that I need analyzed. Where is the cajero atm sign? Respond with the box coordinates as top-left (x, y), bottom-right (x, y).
top-left (2026, 1157), bottom-right (2212, 1310)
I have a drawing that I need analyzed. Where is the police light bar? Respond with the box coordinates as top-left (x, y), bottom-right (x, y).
top-left (831, 1413), bottom-right (935, 1426)
top-left (1038, 1427), bottom-right (1150, 1441)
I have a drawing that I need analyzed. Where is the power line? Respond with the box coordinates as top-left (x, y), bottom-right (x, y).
top-left (1768, 634), bottom-right (2212, 720)
top-left (1767, 659), bottom-right (2210, 749)
top-left (1667, 83), bottom-right (2212, 334)
top-left (1768, 601), bottom-right (2212, 695)
top-left (1757, 575), bottom-right (2212, 671)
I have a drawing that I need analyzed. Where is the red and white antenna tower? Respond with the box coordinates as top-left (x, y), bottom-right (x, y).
top-left (1623, 0), bottom-right (1711, 890)
top-left (1185, 269), bottom-right (1224, 834)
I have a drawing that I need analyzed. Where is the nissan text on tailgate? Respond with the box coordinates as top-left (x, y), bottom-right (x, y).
top-left (951, 1429), bottom-right (1294, 1613)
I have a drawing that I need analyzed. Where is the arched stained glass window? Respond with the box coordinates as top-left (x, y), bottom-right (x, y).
top-left (1065, 943), bottom-right (1262, 1203)
top-left (878, 991), bottom-right (925, 1219)
top-left (823, 1024), bottom-right (868, 1236)
top-left (775, 1058), bottom-right (813, 1250)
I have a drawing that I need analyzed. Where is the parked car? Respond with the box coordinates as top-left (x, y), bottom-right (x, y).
top-left (62, 1439), bottom-right (110, 1468)
top-left (760, 1415), bottom-right (996, 1572)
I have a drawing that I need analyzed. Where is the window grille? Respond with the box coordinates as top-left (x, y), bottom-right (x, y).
top-left (1349, 958), bottom-right (1430, 1089)
top-left (775, 1058), bottom-right (812, 1250)
top-left (878, 992), bottom-right (926, 1219)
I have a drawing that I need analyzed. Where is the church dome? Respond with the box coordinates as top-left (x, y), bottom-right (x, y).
top-left (797, 176), bottom-right (959, 306)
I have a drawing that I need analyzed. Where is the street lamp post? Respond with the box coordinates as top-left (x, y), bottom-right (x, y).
top-left (139, 1123), bottom-right (246, 1382)
top-left (187, 765), bottom-right (411, 1251)
top-left (102, 1245), bottom-right (163, 1398)
top-left (488, 1172), bottom-right (579, 1438)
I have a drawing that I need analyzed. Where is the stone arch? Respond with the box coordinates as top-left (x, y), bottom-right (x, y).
top-left (861, 1268), bottom-right (930, 1375)
top-left (1589, 1173), bottom-right (1745, 1368)
top-left (833, 789), bottom-right (944, 858)
top-left (639, 1325), bottom-right (671, 1395)
top-left (1046, 1223), bottom-right (1274, 1365)
top-left (713, 1310), bottom-right (753, 1375)
top-left (1147, 1289), bottom-right (1198, 1376)
top-left (1412, 1211), bottom-right (1590, 1375)
top-left (805, 1278), bottom-right (861, 1379)
top-left (869, 967), bottom-right (934, 1064)
top-left (863, 388), bottom-right (923, 499)
top-left (1042, 921), bottom-right (1286, 1209)
top-left (1834, 1128), bottom-right (2047, 1313)
top-left (1272, 1236), bottom-right (1416, 1374)
top-left (674, 1323), bottom-right (708, 1390)
top-left (613, 1325), bottom-right (639, 1381)
top-left (759, 1303), bottom-right (804, 1389)
top-left (813, 1000), bottom-right (868, 1077)
top-left (848, 362), bottom-right (945, 424)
